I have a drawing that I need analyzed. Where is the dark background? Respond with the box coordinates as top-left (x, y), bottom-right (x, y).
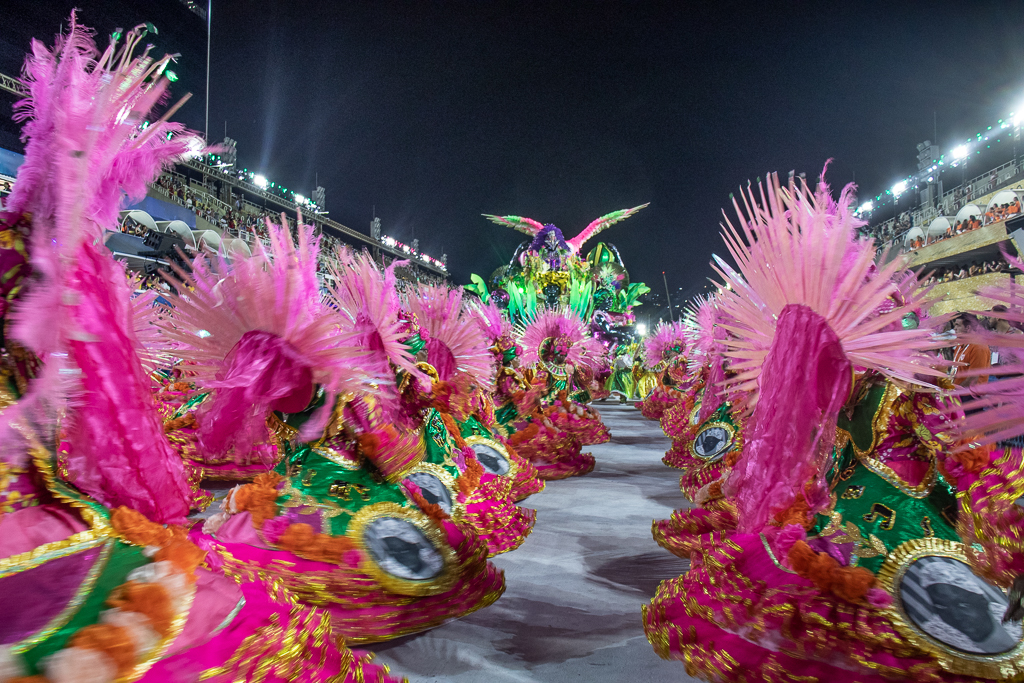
top-left (4, 1), bottom-right (1024, 309)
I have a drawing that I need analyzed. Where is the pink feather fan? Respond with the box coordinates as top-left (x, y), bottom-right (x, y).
top-left (644, 320), bottom-right (689, 365)
top-left (327, 247), bottom-right (424, 415)
top-left (0, 18), bottom-right (203, 522)
top-left (158, 217), bottom-right (372, 454)
top-left (518, 308), bottom-right (604, 371)
top-left (405, 283), bottom-right (495, 393)
top-left (713, 171), bottom-right (942, 532)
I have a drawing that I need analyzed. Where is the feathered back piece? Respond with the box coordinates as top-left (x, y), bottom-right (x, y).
top-left (644, 321), bottom-right (689, 364)
top-left (158, 217), bottom-right (370, 452)
top-left (405, 283), bottom-right (495, 392)
top-left (713, 171), bottom-right (941, 533)
top-left (518, 308), bottom-right (604, 371)
top-left (0, 19), bottom-right (203, 523)
top-left (327, 247), bottom-right (422, 415)
top-left (471, 300), bottom-right (513, 348)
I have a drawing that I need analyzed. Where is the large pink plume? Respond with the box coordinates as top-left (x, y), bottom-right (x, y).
top-left (644, 320), bottom-right (688, 364)
top-left (714, 172), bottom-right (942, 532)
top-left (0, 19), bottom-right (203, 522)
top-left (471, 299), bottom-right (513, 347)
top-left (518, 308), bottom-right (603, 371)
top-left (327, 247), bottom-right (424, 416)
top-left (405, 283), bottom-right (495, 392)
top-left (158, 218), bottom-right (373, 452)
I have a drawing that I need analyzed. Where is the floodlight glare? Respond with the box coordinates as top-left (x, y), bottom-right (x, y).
top-left (636, 323), bottom-right (647, 336)
top-left (892, 180), bottom-right (908, 196)
top-left (294, 194), bottom-right (306, 205)
top-left (952, 145), bottom-right (969, 160)
top-left (253, 174), bottom-right (268, 189)
top-left (858, 201), bottom-right (873, 214)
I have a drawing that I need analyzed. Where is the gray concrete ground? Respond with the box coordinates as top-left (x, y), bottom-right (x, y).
top-left (364, 403), bottom-right (698, 682)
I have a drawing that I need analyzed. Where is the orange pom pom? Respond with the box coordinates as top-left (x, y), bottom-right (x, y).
top-left (154, 537), bottom-right (206, 581)
top-left (110, 507), bottom-right (172, 548)
top-left (70, 624), bottom-right (136, 676)
top-left (106, 581), bottom-right (174, 636)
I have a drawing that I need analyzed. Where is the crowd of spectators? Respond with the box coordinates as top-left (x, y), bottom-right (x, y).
top-left (919, 259), bottom-right (1012, 287)
top-left (983, 197), bottom-right (1022, 224)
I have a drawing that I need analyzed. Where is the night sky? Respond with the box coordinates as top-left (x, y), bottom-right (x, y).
top-left (5, 1), bottom-right (1024, 304)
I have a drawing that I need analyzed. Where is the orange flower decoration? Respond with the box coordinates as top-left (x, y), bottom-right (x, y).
top-left (107, 581), bottom-right (174, 636)
top-left (276, 522), bottom-right (356, 564)
top-left (70, 624), bottom-right (136, 676)
top-left (458, 457), bottom-right (483, 496)
top-left (788, 540), bottom-right (876, 603)
top-left (110, 507), bottom-right (173, 547)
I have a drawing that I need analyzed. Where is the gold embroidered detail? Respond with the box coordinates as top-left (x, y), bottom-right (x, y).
top-left (921, 516), bottom-right (934, 538)
top-left (840, 485), bottom-right (865, 500)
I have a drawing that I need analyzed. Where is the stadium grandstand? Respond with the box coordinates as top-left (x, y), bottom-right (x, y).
top-left (858, 109), bottom-right (1024, 319)
top-left (0, 1), bottom-right (447, 287)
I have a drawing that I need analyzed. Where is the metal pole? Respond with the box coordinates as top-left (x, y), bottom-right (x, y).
top-left (205, 0), bottom-right (212, 141)
top-left (662, 271), bottom-right (673, 322)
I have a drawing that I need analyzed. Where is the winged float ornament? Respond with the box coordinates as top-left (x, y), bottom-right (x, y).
top-left (482, 203), bottom-right (649, 255)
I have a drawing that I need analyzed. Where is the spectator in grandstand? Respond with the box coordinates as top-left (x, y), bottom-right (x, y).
top-left (951, 313), bottom-right (991, 387)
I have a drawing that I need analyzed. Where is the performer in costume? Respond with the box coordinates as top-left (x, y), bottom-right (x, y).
top-left (606, 346), bottom-right (635, 404)
top-left (401, 282), bottom-right (536, 556)
top-left (0, 20), bottom-right (403, 683)
top-left (159, 224), bottom-right (506, 642)
top-left (641, 172), bottom-right (1024, 682)
top-left (467, 299), bottom-right (545, 501)
top-left (637, 320), bottom-right (690, 420)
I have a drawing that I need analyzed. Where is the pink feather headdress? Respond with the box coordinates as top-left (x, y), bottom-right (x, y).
top-left (327, 247), bottom-right (424, 414)
top-left (158, 217), bottom-right (372, 454)
top-left (518, 308), bottom-right (604, 371)
top-left (712, 171), bottom-right (942, 532)
top-left (0, 19), bottom-right (203, 522)
top-left (644, 321), bottom-right (689, 364)
top-left (404, 283), bottom-right (495, 393)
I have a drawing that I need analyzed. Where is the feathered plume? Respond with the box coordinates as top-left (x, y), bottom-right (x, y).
top-left (471, 299), bottom-right (513, 347)
top-left (517, 308), bottom-right (604, 371)
top-left (0, 18), bottom-right (203, 522)
top-left (158, 217), bottom-right (372, 453)
top-left (644, 320), bottom-right (689, 365)
top-left (481, 213), bottom-right (546, 237)
top-left (712, 170), bottom-right (941, 532)
top-left (327, 247), bottom-right (423, 415)
top-left (405, 283), bottom-right (495, 393)
top-left (566, 203), bottom-right (649, 254)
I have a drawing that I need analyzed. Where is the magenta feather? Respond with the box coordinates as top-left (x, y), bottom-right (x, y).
top-left (327, 247), bottom-right (424, 417)
top-left (158, 218), bottom-right (373, 451)
top-left (518, 308), bottom-right (604, 372)
top-left (566, 203), bottom-right (649, 254)
top-left (644, 321), bottom-right (689, 364)
top-left (404, 283), bottom-right (495, 392)
top-left (713, 172), bottom-right (943, 533)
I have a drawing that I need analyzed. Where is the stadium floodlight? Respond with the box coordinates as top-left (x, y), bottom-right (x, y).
top-left (253, 174), bottom-right (268, 189)
top-left (294, 194), bottom-right (306, 205)
top-left (891, 180), bottom-right (908, 196)
top-left (952, 145), bottom-right (969, 160)
top-left (858, 201), bottom-right (873, 214)
top-left (636, 323), bottom-right (647, 336)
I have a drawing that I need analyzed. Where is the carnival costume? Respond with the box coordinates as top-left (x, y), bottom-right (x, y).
top-left (401, 283), bottom-right (536, 556)
top-left (0, 20), bottom-right (402, 683)
top-left (641, 173), bottom-right (1024, 683)
top-left (468, 300), bottom-right (545, 501)
top-left (637, 320), bottom-right (690, 421)
top-left (156, 226), bottom-right (505, 643)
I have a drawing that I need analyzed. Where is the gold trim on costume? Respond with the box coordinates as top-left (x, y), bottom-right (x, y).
top-left (403, 461), bottom-right (465, 522)
top-left (346, 502), bottom-right (457, 597)
top-left (689, 421), bottom-right (735, 461)
top-left (463, 434), bottom-right (519, 481)
top-left (876, 538), bottom-right (1024, 679)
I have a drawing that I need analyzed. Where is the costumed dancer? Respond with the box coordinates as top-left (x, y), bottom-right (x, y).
top-left (642, 172), bottom-right (1024, 682)
top-left (0, 19), bottom-right (402, 683)
top-left (637, 320), bottom-right (690, 421)
top-left (158, 224), bottom-right (505, 643)
top-left (467, 299), bottom-right (545, 501)
top-left (505, 309), bottom-right (602, 479)
top-left (606, 345), bottom-right (635, 404)
top-left (397, 281), bottom-right (536, 556)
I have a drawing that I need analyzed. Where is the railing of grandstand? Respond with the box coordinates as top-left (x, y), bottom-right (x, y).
top-left (0, 72), bottom-right (27, 97)
top-left (182, 158), bottom-right (445, 275)
top-left (868, 158), bottom-right (1024, 253)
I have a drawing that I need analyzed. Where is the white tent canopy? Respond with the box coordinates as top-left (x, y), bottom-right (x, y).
top-left (904, 226), bottom-right (925, 245)
top-left (163, 221), bottom-right (195, 248)
top-left (194, 230), bottom-right (221, 252)
top-left (955, 204), bottom-right (982, 224)
top-left (926, 217), bottom-right (953, 237)
top-left (986, 189), bottom-right (1021, 213)
top-left (121, 210), bottom-right (157, 233)
top-left (223, 238), bottom-right (251, 258)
